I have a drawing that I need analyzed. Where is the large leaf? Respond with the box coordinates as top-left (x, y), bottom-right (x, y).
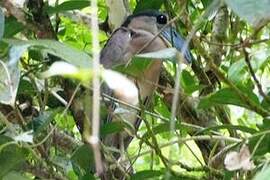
top-left (198, 87), bottom-right (260, 109)
top-left (0, 136), bottom-right (28, 178)
top-left (225, 0), bottom-right (270, 27)
top-left (47, 1), bottom-right (90, 14)
top-left (0, 45), bottom-right (29, 106)
top-left (4, 39), bottom-right (92, 68)
top-left (0, 8), bottom-right (4, 40)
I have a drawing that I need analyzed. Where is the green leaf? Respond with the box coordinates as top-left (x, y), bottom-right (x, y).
top-left (0, 45), bottom-right (29, 106)
top-left (33, 110), bottom-right (61, 135)
top-left (0, 136), bottom-right (28, 178)
top-left (3, 17), bottom-right (24, 38)
top-left (4, 39), bottom-right (92, 68)
top-left (225, 0), bottom-right (270, 27)
top-left (100, 122), bottom-right (125, 136)
top-left (0, 8), bottom-right (4, 40)
top-left (114, 57), bottom-right (151, 77)
top-left (131, 170), bottom-right (163, 180)
top-left (47, 1), bottom-right (90, 14)
top-left (134, 0), bottom-right (164, 13)
top-left (180, 69), bottom-right (200, 94)
top-left (71, 145), bottom-right (94, 177)
top-left (198, 87), bottom-right (260, 109)
top-left (228, 59), bottom-right (247, 83)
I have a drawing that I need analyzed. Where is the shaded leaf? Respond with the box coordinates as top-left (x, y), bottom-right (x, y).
top-left (71, 145), bottom-right (94, 177)
top-left (100, 122), bottom-right (125, 136)
top-left (3, 17), bottom-right (24, 38)
top-left (33, 110), bottom-right (60, 135)
top-left (225, 0), bottom-right (270, 27)
top-left (134, 0), bottom-right (164, 13)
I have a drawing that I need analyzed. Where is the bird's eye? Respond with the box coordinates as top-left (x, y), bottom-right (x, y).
top-left (129, 29), bottom-right (136, 38)
top-left (156, 15), bottom-right (167, 24)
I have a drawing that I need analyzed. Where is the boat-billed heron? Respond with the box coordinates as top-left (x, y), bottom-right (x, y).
top-left (100, 10), bottom-right (193, 160)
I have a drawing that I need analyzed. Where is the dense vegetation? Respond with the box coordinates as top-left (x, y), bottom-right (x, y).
top-left (0, 0), bottom-right (270, 179)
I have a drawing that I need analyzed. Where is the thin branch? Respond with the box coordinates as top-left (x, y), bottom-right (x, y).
top-left (242, 46), bottom-right (270, 105)
top-left (86, 0), bottom-right (103, 176)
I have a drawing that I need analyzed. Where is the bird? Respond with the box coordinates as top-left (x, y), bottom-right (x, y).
top-left (99, 9), bottom-right (193, 175)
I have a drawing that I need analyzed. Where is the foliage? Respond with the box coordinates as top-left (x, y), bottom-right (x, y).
top-left (0, 0), bottom-right (270, 179)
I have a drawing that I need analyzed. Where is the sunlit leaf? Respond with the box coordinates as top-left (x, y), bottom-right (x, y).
top-left (225, 0), bottom-right (270, 27)
top-left (4, 39), bottom-right (92, 68)
top-left (254, 166), bottom-right (270, 180)
top-left (135, 48), bottom-right (178, 60)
